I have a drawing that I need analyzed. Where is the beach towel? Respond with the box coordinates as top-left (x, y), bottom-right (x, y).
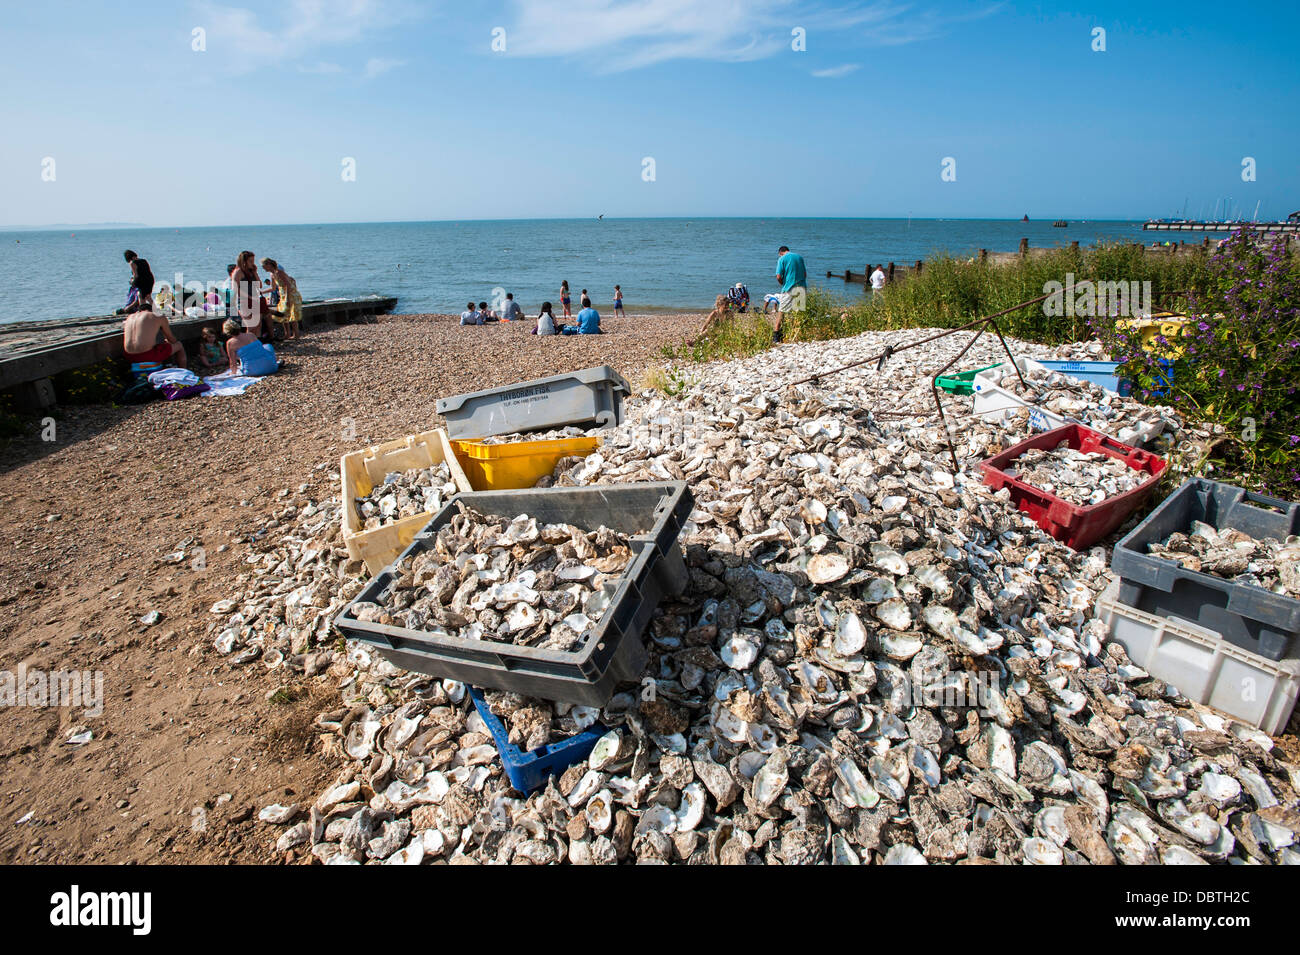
top-left (129, 360), bottom-right (164, 382)
top-left (148, 368), bottom-right (201, 389)
top-left (160, 381), bottom-right (210, 400)
top-left (201, 371), bottom-right (266, 397)
top-left (146, 368), bottom-right (208, 400)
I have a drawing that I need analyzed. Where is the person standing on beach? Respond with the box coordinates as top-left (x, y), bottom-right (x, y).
top-left (231, 251), bottom-right (265, 339)
top-left (560, 280), bottom-right (572, 319)
top-left (613, 285), bottom-right (624, 318)
top-left (262, 258), bottom-right (302, 341)
top-left (870, 265), bottom-right (886, 298)
top-left (117, 250), bottom-right (155, 315)
top-left (773, 245), bottom-right (806, 342)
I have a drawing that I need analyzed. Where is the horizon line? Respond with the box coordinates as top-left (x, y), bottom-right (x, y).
top-left (2, 214), bottom-right (1154, 232)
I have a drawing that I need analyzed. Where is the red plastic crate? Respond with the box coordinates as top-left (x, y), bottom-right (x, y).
top-left (979, 424), bottom-right (1167, 550)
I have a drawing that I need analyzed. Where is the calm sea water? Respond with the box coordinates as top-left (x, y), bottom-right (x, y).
top-left (0, 218), bottom-right (1150, 325)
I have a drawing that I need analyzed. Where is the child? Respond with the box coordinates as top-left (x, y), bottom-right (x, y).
top-left (560, 280), bottom-right (571, 319)
top-left (692, 295), bottom-right (731, 343)
top-left (197, 326), bottom-right (227, 372)
top-left (613, 284), bottom-right (624, 317)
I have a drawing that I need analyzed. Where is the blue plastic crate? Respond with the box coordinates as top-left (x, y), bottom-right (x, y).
top-left (1035, 360), bottom-right (1132, 396)
top-left (1149, 357), bottom-right (1175, 398)
top-left (469, 686), bottom-right (608, 795)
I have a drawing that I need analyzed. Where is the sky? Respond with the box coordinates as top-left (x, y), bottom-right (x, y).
top-left (1, 0), bottom-right (1296, 227)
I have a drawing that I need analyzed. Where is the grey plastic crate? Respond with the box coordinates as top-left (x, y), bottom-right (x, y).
top-left (1111, 478), bottom-right (1300, 661)
top-left (332, 482), bottom-right (692, 706)
top-left (1096, 580), bottom-right (1299, 735)
top-left (437, 365), bottom-right (630, 441)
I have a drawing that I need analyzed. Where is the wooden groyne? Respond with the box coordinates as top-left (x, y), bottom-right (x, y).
top-left (829, 234), bottom-right (1295, 285)
top-left (0, 295), bottom-right (397, 410)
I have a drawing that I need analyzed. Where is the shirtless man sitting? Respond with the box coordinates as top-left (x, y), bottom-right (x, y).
top-left (122, 302), bottom-right (187, 368)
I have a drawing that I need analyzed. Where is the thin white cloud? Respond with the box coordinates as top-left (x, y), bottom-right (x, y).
top-left (812, 63), bottom-right (860, 77)
top-left (863, 1), bottom-right (1006, 46)
top-left (502, 0), bottom-right (999, 70)
top-left (195, 0), bottom-right (420, 74)
top-left (362, 56), bottom-right (405, 78)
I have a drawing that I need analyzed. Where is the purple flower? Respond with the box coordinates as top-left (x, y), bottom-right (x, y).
top-left (1291, 436), bottom-right (1300, 446)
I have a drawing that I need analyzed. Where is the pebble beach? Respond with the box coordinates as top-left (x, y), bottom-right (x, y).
top-left (0, 312), bottom-right (702, 863)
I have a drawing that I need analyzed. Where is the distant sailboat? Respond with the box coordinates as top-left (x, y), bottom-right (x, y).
top-left (1022, 214), bottom-right (1029, 222)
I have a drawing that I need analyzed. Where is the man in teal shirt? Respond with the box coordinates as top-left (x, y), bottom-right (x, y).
top-left (773, 245), bottom-right (806, 342)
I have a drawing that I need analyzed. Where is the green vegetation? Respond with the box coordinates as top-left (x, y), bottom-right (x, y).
top-left (662, 237), bottom-right (1298, 494)
top-left (1091, 232), bottom-right (1300, 495)
top-left (53, 358), bottom-right (126, 405)
top-left (0, 394), bottom-right (24, 440)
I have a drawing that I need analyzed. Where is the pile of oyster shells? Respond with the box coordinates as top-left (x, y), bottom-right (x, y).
top-left (988, 363), bottom-right (1175, 451)
top-left (356, 464), bottom-right (457, 530)
top-left (1148, 523), bottom-right (1300, 597)
top-left (484, 690), bottom-right (598, 749)
top-left (349, 504), bottom-right (633, 651)
top-left (240, 328), bottom-right (1294, 865)
top-left (1003, 444), bottom-right (1151, 507)
top-left (475, 426), bottom-right (590, 446)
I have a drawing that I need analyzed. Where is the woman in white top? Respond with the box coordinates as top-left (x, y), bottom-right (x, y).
top-left (535, 301), bottom-right (559, 335)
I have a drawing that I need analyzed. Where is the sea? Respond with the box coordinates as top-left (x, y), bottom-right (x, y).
top-left (0, 217), bottom-right (1155, 325)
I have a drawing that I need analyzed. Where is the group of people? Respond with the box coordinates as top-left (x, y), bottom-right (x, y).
top-left (119, 248), bottom-right (298, 378)
top-left (459, 282), bottom-right (625, 335)
top-left (698, 245), bottom-right (809, 342)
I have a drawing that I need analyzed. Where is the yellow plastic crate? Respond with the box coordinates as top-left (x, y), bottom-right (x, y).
top-left (452, 436), bottom-right (601, 490)
top-left (340, 429), bottom-right (473, 575)
top-left (1115, 313), bottom-right (1191, 357)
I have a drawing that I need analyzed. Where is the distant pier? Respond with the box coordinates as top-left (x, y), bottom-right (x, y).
top-left (1143, 220), bottom-right (1300, 233)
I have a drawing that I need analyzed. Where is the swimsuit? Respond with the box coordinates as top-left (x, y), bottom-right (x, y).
top-left (562, 295), bottom-right (571, 306)
top-left (125, 341), bottom-right (173, 363)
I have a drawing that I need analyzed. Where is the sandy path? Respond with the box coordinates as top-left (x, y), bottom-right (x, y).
top-left (0, 312), bottom-right (702, 863)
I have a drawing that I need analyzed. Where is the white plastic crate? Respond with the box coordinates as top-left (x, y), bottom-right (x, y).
top-left (1095, 580), bottom-right (1300, 735)
top-left (340, 429), bottom-right (473, 575)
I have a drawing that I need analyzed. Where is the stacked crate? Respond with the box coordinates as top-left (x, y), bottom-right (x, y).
top-left (1102, 478), bottom-right (1300, 734)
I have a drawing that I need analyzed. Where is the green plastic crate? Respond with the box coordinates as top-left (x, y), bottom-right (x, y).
top-left (934, 362), bottom-right (1001, 396)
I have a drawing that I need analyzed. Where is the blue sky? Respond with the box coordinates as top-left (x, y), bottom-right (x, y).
top-left (1, 0), bottom-right (1296, 226)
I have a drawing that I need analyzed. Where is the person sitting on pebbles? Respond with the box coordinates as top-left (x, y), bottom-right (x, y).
top-left (561, 296), bottom-right (603, 335)
top-left (222, 319), bottom-right (257, 369)
top-left (196, 325), bottom-right (227, 372)
top-left (123, 298), bottom-right (187, 368)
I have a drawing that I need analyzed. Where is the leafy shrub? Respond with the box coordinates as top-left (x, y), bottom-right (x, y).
top-left (1093, 230), bottom-right (1300, 494)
